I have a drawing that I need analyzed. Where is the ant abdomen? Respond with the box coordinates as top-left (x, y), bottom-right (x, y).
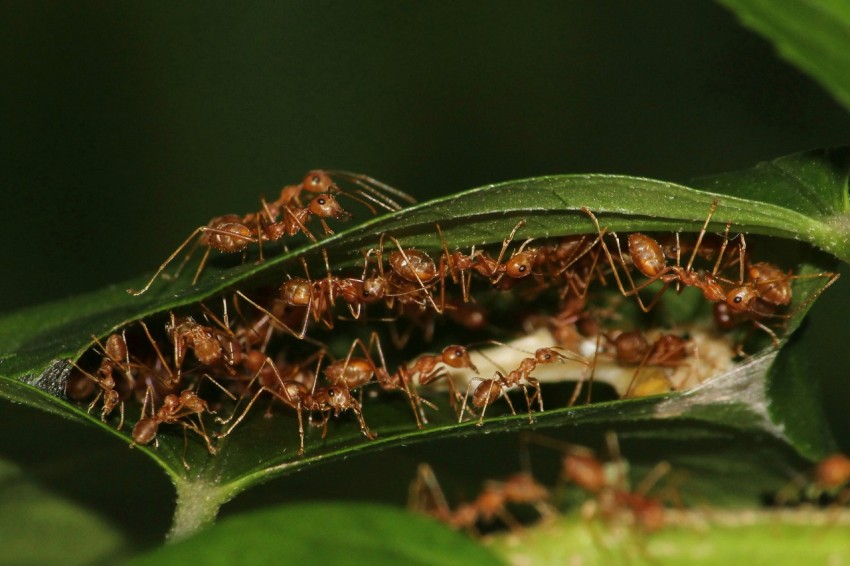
top-left (389, 250), bottom-right (438, 284)
top-left (749, 262), bottom-right (792, 306)
top-left (203, 215), bottom-right (254, 253)
top-left (132, 417), bottom-right (158, 445)
top-left (627, 234), bottom-right (666, 278)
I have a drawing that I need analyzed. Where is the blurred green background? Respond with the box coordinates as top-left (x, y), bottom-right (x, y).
top-left (2, 0), bottom-right (850, 554)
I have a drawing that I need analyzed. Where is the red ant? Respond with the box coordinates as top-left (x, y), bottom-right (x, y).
top-left (67, 332), bottom-right (134, 429)
top-left (438, 221), bottom-right (544, 301)
top-left (409, 463), bottom-right (552, 536)
top-left (583, 203), bottom-right (839, 346)
top-left (395, 344), bottom-right (480, 424)
top-left (128, 188), bottom-right (364, 296)
top-left (272, 169), bottom-right (415, 214)
top-left (459, 344), bottom-right (589, 425)
top-left (321, 331), bottom-right (431, 429)
top-left (218, 350), bottom-right (375, 456)
top-left (776, 453), bottom-right (850, 507)
top-left (524, 432), bottom-right (673, 534)
top-left (132, 386), bottom-right (218, 468)
top-left (167, 311), bottom-right (244, 379)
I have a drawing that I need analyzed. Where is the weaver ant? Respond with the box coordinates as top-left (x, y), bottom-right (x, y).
top-left (272, 169), bottom-right (415, 214)
top-left (409, 463), bottom-right (552, 536)
top-left (132, 386), bottom-right (218, 468)
top-left (459, 344), bottom-right (589, 425)
top-left (128, 185), bottom-right (369, 296)
top-left (218, 350), bottom-right (375, 456)
top-left (523, 432), bottom-right (674, 534)
top-left (67, 332), bottom-right (134, 429)
top-left (583, 203), bottom-right (839, 346)
top-left (322, 331), bottom-right (430, 429)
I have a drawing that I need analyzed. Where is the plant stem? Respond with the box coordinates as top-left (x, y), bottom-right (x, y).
top-left (167, 479), bottom-right (234, 542)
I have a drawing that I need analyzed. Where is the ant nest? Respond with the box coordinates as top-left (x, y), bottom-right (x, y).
top-left (66, 175), bottom-right (839, 459)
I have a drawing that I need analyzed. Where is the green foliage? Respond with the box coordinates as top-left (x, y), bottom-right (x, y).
top-left (3, 2), bottom-right (850, 563)
top-left (720, 0), bottom-right (850, 111)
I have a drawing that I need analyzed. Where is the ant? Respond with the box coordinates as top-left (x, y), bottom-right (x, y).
top-left (167, 311), bottom-right (243, 378)
top-left (128, 188), bottom-right (366, 296)
top-left (395, 344), bottom-right (480, 424)
top-left (583, 203), bottom-right (839, 346)
top-left (438, 221), bottom-right (543, 301)
top-left (218, 350), bottom-right (375, 456)
top-left (272, 169), bottom-right (415, 214)
top-left (322, 331), bottom-right (430, 429)
top-left (459, 344), bottom-right (589, 425)
top-left (409, 463), bottom-right (552, 536)
top-left (776, 453), bottom-right (850, 507)
top-left (67, 332), bottom-right (134, 429)
top-left (373, 233), bottom-right (447, 315)
top-left (523, 432), bottom-right (674, 535)
top-left (132, 386), bottom-right (218, 468)
top-left (604, 330), bottom-right (692, 398)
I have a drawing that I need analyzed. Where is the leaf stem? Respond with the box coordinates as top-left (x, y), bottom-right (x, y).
top-left (167, 479), bottom-right (237, 542)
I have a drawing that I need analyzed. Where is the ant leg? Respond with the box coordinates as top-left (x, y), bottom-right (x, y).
top-left (684, 200), bottom-right (719, 273)
top-left (128, 227), bottom-right (207, 295)
top-left (493, 220), bottom-right (527, 275)
top-left (234, 290), bottom-right (307, 341)
top-left (139, 321), bottom-right (179, 385)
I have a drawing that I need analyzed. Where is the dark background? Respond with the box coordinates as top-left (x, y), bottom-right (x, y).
top-left (2, 0), bottom-right (850, 551)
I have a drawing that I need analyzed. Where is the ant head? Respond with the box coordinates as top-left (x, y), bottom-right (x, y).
top-left (440, 345), bottom-right (478, 372)
top-left (361, 274), bottom-right (387, 303)
top-left (303, 170), bottom-right (336, 194)
top-left (323, 386), bottom-right (352, 412)
top-left (725, 285), bottom-right (758, 313)
top-left (533, 347), bottom-right (569, 365)
top-left (505, 250), bottom-right (535, 279)
top-left (309, 193), bottom-right (351, 220)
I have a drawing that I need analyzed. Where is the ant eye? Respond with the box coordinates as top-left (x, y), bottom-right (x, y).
top-left (318, 198), bottom-right (326, 205)
top-left (734, 296), bottom-right (743, 303)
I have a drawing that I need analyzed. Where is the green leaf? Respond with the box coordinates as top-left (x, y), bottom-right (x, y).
top-left (1, 147), bottom-right (847, 535)
top-left (0, 457), bottom-right (128, 565)
top-left (718, 0), bottom-right (850, 112)
top-left (487, 509), bottom-right (850, 564)
top-left (128, 503), bottom-right (502, 566)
